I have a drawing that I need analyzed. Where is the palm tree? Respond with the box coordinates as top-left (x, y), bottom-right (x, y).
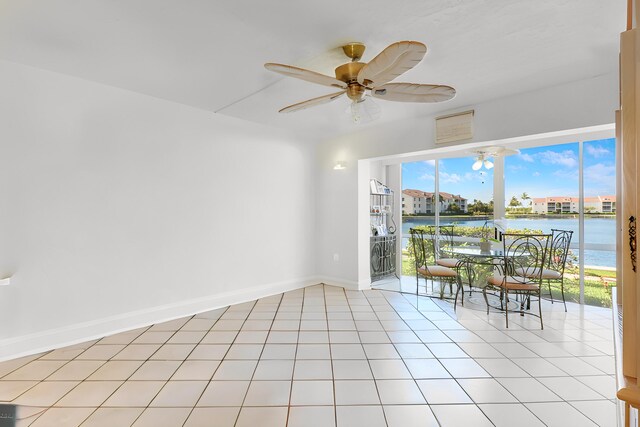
top-left (521, 192), bottom-right (531, 206)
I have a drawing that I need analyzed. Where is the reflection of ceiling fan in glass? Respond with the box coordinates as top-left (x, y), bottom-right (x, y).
top-left (470, 147), bottom-right (520, 171)
top-left (264, 41), bottom-right (456, 122)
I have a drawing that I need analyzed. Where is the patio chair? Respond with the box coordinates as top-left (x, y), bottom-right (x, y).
top-left (544, 229), bottom-right (573, 311)
top-left (484, 233), bottom-right (551, 329)
top-left (428, 225), bottom-right (460, 269)
top-left (410, 228), bottom-right (460, 299)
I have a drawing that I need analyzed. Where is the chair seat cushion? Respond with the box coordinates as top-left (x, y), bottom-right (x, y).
top-left (488, 275), bottom-right (539, 290)
top-left (418, 265), bottom-right (458, 278)
top-left (514, 267), bottom-right (562, 280)
top-left (436, 258), bottom-right (459, 268)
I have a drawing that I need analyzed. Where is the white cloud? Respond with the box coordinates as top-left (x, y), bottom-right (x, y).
top-left (584, 163), bottom-right (616, 194)
top-left (585, 145), bottom-right (610, 158)
top-left (439, 172), bottom-right (464, 184)
top-left (519, 153), bottom-right (535, 162)
top-left (532, 172), bottom-right (541, 177)
top-left (538, 150), bottom-right (578, 168)
top-left (419, 173), bottom-right (435, 181)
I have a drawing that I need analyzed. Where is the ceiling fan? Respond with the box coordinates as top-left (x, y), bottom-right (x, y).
top-left (470, 147), bottom-right (520, 170)
top-left (264, 41), bottom-right (456, 121)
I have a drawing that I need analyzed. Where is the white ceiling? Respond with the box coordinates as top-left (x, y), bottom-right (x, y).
top-left (0, 0), bottom-right (625, 139)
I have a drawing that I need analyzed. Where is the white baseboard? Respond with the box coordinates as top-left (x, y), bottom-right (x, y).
top-left (0, 276), bottom-right (322, 361)
top-left (318, 276), bottom-right (364, 291)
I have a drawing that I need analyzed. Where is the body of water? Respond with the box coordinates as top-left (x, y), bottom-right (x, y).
top-left (401, 217), bottom-right (616, 268)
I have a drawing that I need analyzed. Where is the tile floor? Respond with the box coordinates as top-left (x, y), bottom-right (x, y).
top-left (0, 284), bottom-right (616, 426)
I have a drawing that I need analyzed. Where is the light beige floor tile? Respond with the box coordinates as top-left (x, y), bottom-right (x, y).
top-left (212, 360), bottom-right (258, 380)
top-left (329, 331), bottom-right (361, 343)
top-left (13, 381), bottom-right (79, 406)
top-left (288, 406), bottom-right (336, 427)
top-left (570, 400), bottom-right (616, 427)
top-left (296, 344), bottom-right (331, 360)
top-left (336, 406), bottom-right (386, 427)
top-left (243, 380), bottom-right (291, 406)
top-left (196, 380), bottom-right (250, 407)
top-left (111, 344), bottom-right (161, 360)
top-left (102, 380), bottom-right (165, 407)
top-left (80, 407), bottom-right (144, 427)
top-left (30, 407), bottom-right (94, 427)
top-left (149, 344), bottom-right (196, 360)
top-left (475, 358), bottom-right (530, 377)
top-left (180, 318), bottom-right (218, 331)
top-left (416, 379), bottom-right (472, 404)
top-left (76, 345), bottom-right (126, 360)
top-left (171, 360), bottom-right (220, 380)
top-left (266, 331), bottom-right (298, 343)
top-left (403, 358), bottom-right (451, 379)
top-left (149, 381), bottom-right (207, 407)
top-left (440, 359), bottom-right (490, 378)
top-left (526, 402), bottom-right (598, 427)
top-left (479, 403), bottom-right (545, 427)
top-left (376, 379), bottom-right (426, 404)
top-left (234, 331), bottom-right (269, 344)
top-left (87, 360), bottom-right (144, 380)
top-left (0, 355), bottom-right (41, 378)
top-left (290, 380), bottom-right (334, 405)
top-left (431, 404), bottom-right (494, 427)
top-left (293, 360), bottom-right (332, 380)
top-left (201, 331), bottom-right (238, 344)
top-left (4, 361), bottom-right (67, 380)
top-left (132, 331), bottom-right (174, 344)
top-left (334, 380), bottom-right (380, 405)
top-left (369, 359), bottom-right (412, 379)
top-left (47, 361), bottom-right (105, 380)
top-left (184, 407), bottom-right (240, 427)
top-left (129, 361), bottom-right (181, 380)
top-left (132, 407), bottom-right (191, 427)
top-left (330, 344), bottom-right (366, 360)
top-left (187, 344), bottom-right (230, 360)
top-left (235, 407), bottom-right (288, 427)
top-left (0, 380), bottom-right (38, 401)
top-left (537, 376), bottom-right (607, 400)
top-left (297, 331), bottom-right (329, 344)
top-left (55, 381), bottom-right (123, 407)
top-left (457, 378), bottom-right (519, 403)
top-left (260, 344), bottom-right (297, 359)
top-left (497, 378), bottom-right (562, 403)
top-left (225, 344), bottom-right (263, 360)
top-left (383, 405), bottom-right (439, 427)
top-left (253, 359), bottom-right (294, 380)
top-left (39, 347), bottom-right (86, 361)
top-left (332, 360), bottom-right (373, 379)
top-left (167, 331), bottom-right (207, 344)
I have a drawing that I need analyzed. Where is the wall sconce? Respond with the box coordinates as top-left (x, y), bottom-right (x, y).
top-left (333, 161), bottom-right (347, 170)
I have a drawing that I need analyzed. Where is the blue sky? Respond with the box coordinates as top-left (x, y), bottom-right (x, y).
top-left (402, 138), bottom-right (616, 205)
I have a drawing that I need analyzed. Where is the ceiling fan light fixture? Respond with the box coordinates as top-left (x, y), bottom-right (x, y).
top-left (349, 98), bottom-right (380, 124)
top-left (484, 159), bottom-right (494, 169)
top-left (472, 158), bottom-right (483, 171)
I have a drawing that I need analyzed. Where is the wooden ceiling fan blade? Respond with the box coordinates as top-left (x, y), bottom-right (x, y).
top-left (279, 91), bottom-right (346, 113)
top-left (265, 63), bottom-right (347, 89)
top-left (371, 83), bottom-right (456, 102)
top-left (357, 41), bottom-right (427, 86)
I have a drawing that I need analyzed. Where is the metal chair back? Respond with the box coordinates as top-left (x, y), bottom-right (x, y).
top-left (548, 229), bottom-right (573, 274)
top-left (501, 233), bottom-right (552, 284)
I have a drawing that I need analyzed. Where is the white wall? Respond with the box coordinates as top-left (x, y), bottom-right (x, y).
top-left (316, 72), bottom-right (618, 286)
top-left (0, 61), bottom-right (317, 359)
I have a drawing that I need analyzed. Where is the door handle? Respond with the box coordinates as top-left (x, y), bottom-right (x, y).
top-left (630, 215), bottom-right (637, 272)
